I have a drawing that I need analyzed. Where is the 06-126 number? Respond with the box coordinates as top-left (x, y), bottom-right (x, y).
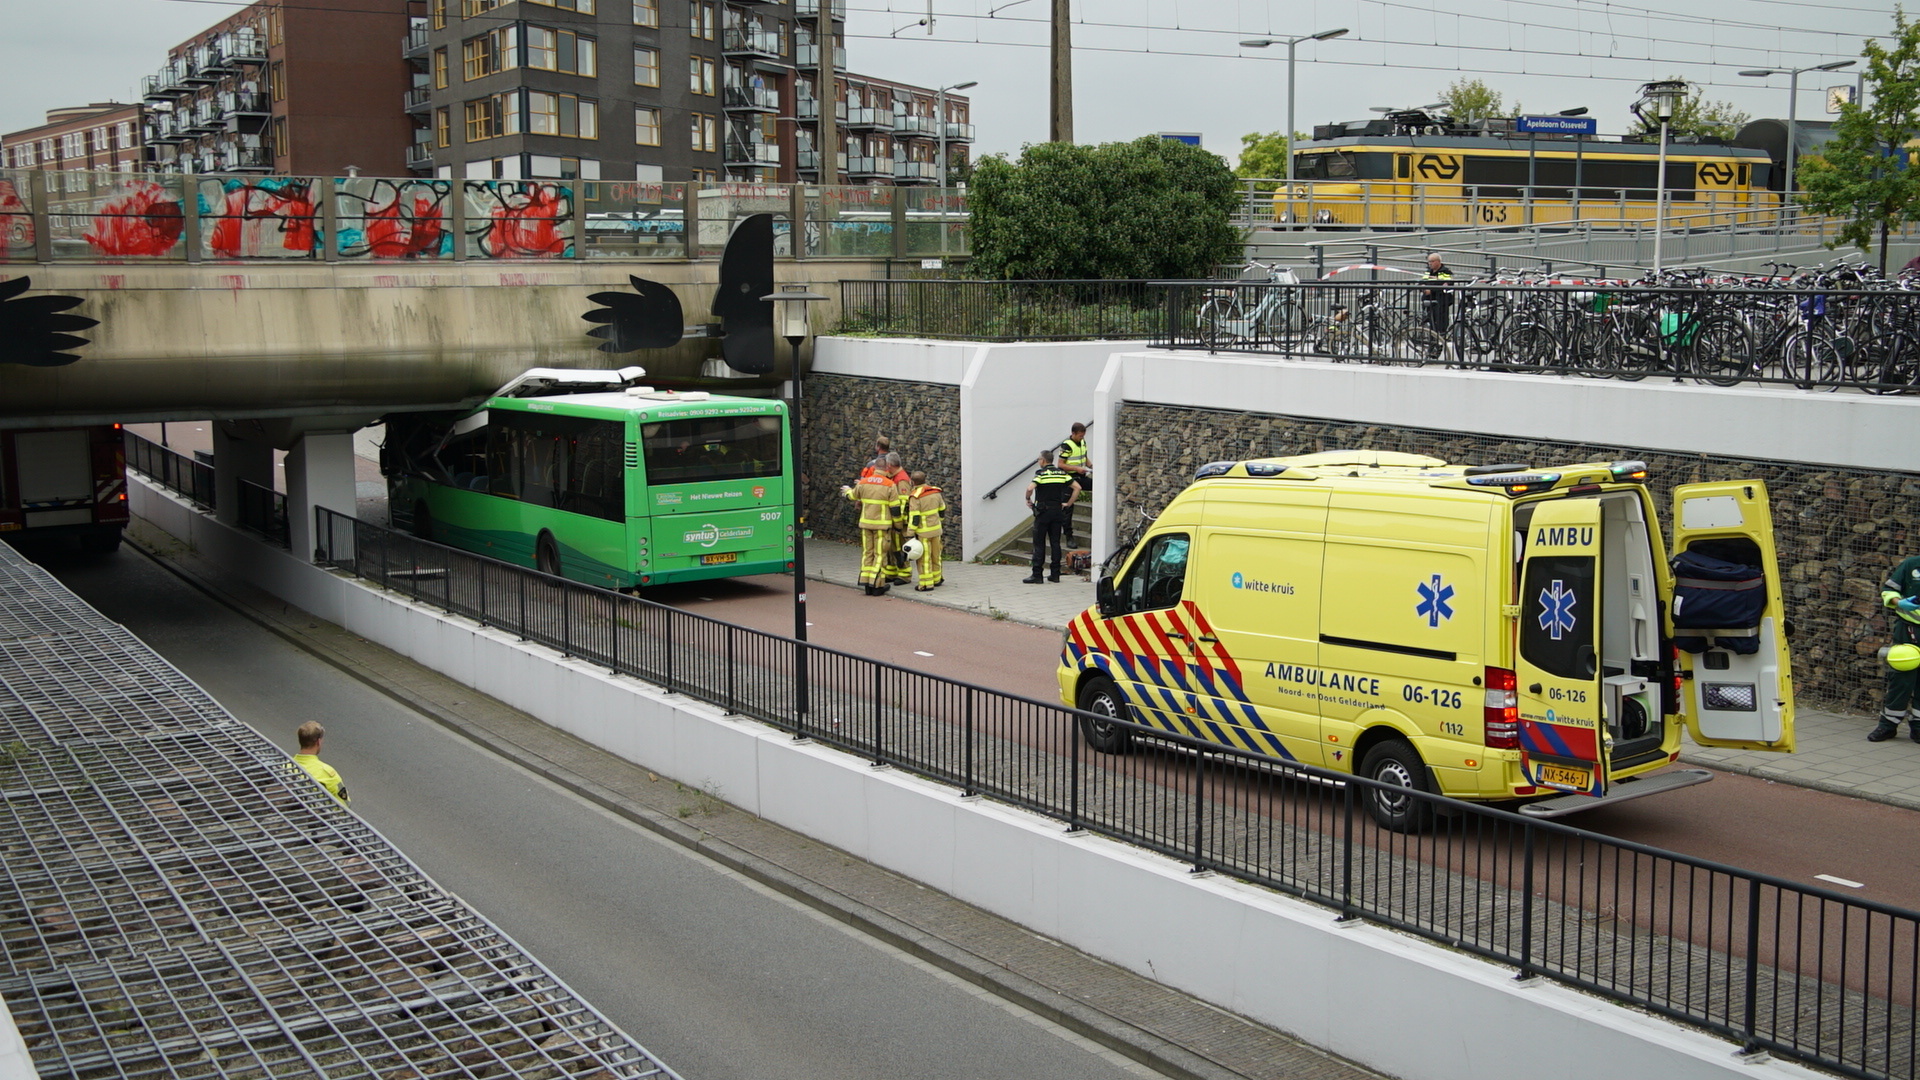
top-left (1402, 684), bottom-right (1462, 709)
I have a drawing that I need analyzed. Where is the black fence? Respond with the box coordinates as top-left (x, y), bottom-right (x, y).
top-left (839, 279), bottom-right (1165, 341)
top-left (237, 477), bottom-right (289, 548)
top-left (124, 431), bottom-right (214, 509)
top-left (314, 505), bottom-right (1917, 1080)
top-left (1156, 280), bottom-right (1920, 393)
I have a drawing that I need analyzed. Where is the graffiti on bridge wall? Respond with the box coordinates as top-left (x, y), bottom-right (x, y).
top-left (467, 181), bottom-right (572, 258)
top-left (335, 179), bottom-right (449, 259)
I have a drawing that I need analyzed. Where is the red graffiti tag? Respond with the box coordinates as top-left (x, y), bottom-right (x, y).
top-left (365, 191), bottom-right (445, 258)
top-left (83, 182), bottom-right (184, 257)
top-left (479, 184), bottom-right (569, 258)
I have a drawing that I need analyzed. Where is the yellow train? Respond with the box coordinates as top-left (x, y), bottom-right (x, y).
top-left (1275, 112), bottom-right (1779, 230)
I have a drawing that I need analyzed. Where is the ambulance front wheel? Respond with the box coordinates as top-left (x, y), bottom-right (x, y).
top-left (1076, 676), bottom-right (1134, 754)
top-left (1359, 739), bottom-right (1434, 833)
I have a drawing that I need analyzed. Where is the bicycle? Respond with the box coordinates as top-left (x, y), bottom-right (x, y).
top-left (1196, 260), bottom-right (1301, 350)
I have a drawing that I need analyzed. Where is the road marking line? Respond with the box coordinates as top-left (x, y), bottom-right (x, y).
top-left (1816, 874), bottom-right (1865, 889)
top-left (914, 650), bottom-right (934, 657)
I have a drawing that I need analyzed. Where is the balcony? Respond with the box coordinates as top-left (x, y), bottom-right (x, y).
top-left (218, 143), bottom-right (274, 172)
top-left (221, 91), bottom-right (271, 133)
top-left (725, 138), bottom-right (780, 167)
top-left (846, 155), bottom-right (888, 179)
top-left (407, 142), bottom-right (436, 171)
top-left (145, 116), bottom-right (187, 145)
top-left (142, 73), bottom-right (173, 103)
top-left (845, 106), bottom-right (894, 132)
top-left (223, 29), bottom-right (267, 65)
top-left (894, 160), bottom-right (936, 182)
top-left (403, 20), bottom-right (430, 58)
top-left (723, 84), bottom-right (779, 113)
top-left (721, 27), bottom-right (781, 60)
top-left (942, 121), bottom-right (975, 142)
top-left (184, 101), bottom-right (222, 135)
top-left (404, 86), bottom-right (434, 115)
top-left (796, 0), bottom-right (846, 18)
top-left (892, 114), bottom-right (936, 138)
top-left (183, 49), bottom-right (221, 85)
top-left (796, 149), bottom-right (843, 174)
top-left (794, 44), bottom-right (845, 71)
top-left (159, 62), bottom-right (191, 96)
top-left (793, 97), bottom-right (846, 123)
top-left (202, 42), bottom-right (239, 76)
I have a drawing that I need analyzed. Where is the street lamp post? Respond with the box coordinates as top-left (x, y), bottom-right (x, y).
top-left (1740, 60), bottom-right (1856, 221)
top-left (763, 286), bottom-right (828, 716)
top-left (1239, 28), bottom-right (1348, 189)
top-left (934, 80), bottom-right (976, 190)
top-left (1639, 79), bottom-right (1688, 276)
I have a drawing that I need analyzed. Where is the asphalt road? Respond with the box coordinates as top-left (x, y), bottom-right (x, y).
top-left (39, 545), bottom-right (1166, 1080)
top-left (652, 570), bottom-right (1920, 913)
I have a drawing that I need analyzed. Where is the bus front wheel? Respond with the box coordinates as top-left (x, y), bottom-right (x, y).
top-left (535, 534), bottom-right (562, 578)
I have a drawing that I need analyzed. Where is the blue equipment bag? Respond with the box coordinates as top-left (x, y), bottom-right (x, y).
top-left (1670, 549), bottom-right (1766, 655)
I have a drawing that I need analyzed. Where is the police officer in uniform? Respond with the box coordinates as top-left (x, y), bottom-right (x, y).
top-left (1023, 449), bottom-right (1077, 583)
top-left (1057, 422), bottom-right (1092, 545)
top-left (1870, 553), bottom-right (1920, 741)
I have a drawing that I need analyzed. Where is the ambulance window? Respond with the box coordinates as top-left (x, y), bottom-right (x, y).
top-left (1519, 554), bottom-right (1597, 680)
top-left (1118, 533), bottom-right (1189, 613)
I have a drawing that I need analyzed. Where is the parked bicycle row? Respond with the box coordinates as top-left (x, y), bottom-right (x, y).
top-left (1174, 261), bottom-right (1920, 393)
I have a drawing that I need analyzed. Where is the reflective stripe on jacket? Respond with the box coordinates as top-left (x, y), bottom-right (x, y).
top-left (909, 485), bottom-right (945, 534)
top-left (847, 478), bottom-right (897, 529)
top-left (1059, 438), bottom-right (1089, 470)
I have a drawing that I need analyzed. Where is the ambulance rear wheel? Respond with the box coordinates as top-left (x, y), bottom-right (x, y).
top-left (1359, 739), bottom-right (1433, 833)
top-left (1076, 676), bottom-right (1133, 754)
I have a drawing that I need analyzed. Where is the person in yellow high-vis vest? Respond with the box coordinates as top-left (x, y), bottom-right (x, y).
top-left (907, 471), bottom-right (946, 590)
top-left (291, 721), bottom-right (349, 806)
top-left (842, 462), bottom-right (899, 595)
top-left (1056, 423), bottom-right (1092, 545)
top-left (1871, 553), bottom-right (1920, 741)
top-left (881, 452), bottom-right (914, 587)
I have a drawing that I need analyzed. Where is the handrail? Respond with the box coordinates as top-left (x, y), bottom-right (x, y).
top-left (982, 419), bottom-right (1093, 500)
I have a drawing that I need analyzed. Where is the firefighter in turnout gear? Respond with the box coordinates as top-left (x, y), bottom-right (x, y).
top-left (1023, 449), bottom-right (1078, 584)
top-left (842, 460), bottom-right (900, 595)
top-left (907, 471), bottom-right (945, 590)
top-left (881, 452), bottom-right (914, 587)
top-left (1870, 554), bottom-right (1920, 741)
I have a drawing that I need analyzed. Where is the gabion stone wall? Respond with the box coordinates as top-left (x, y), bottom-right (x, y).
top-left (1116, 402), bottom-right (1920, 715)
top-left (803, 374), bottom-right (962, 557)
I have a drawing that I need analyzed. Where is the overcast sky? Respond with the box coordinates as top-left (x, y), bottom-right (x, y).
top-left (0, 0), bottom-right (1899, 167)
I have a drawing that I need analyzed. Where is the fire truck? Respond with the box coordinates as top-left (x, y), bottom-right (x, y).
top-left (0, 425), bottom-right (129, 552)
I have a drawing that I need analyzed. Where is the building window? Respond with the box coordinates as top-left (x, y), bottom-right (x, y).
top-left (462, 0), bottom-right (498, 17)
top-left (62, 133), bottom-right (84, 159)
top-left (528, 91), bottom-right (598, 138)
top-left (434, 48), bottom-right (450, 88)
top-left (435, 107), bottom-right (452, 147)
top-left (690, 56), bottom-right (715, 95)
top-left (526, 0), bottom-right (595, 11)
top-left (525, 26), bottom-right (596, 75)
top-left (690, 1), bottom-right (714, 39)
top-left (692, 168), bottom-right (717, 182)
top-left (431, 0), bottom-right (447, 29)
top-left (690, 112), bottom-right (716, 152)
top-left (465, 97), bottom-right (499, 141)
top-left (635, 106), bottom-right (661, 145)
top-left (633, 0), bottom-right (657, 26)
top-left (633, 46), bottom-right (659, 87)
top-left (40, 139), bottom-right (54, 162)
top-left (269, 61), bottom-right (285, 101)
top-left (268, 8), bottom-right (282, 45)
top-left (272, 117), bottom-right (288, 158)
top-left (464, 32), bottom-right (506, 79)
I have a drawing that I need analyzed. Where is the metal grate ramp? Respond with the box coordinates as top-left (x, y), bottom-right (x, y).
top-left (0, 543), bottom-right (682, 1080)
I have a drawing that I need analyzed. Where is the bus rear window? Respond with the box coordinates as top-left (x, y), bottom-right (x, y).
top-left (643, 415), bottom-right (783, 485)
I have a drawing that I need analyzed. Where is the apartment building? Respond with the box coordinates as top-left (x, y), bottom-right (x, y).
top-left (412, 0), bottom-right (971, 185)
top-left (139, 0), bottom-right (414, 176)
top-left (2, 104), bottom-right (145, 173)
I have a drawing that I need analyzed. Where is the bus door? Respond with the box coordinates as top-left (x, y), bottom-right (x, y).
top-left (1514, 498), bottom-right (1608, 797)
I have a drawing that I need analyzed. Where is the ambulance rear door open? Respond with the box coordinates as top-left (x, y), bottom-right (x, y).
top-left (1667, 481), bottom-right (1796, 753)
top-left (1514, 498), bottom-right (1612, 797)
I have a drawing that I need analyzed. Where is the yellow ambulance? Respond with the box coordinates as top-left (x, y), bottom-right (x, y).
top-left (1057, 451), bottom-right (1795, 831)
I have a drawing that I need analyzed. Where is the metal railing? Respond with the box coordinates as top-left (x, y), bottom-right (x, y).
top-left (314, 503), bottom-right (1920, 1080)
top-left (124, 430), bottom-right (214, 509)
top-left (838, 279), bottom-right (1160, 341)
top-left (1154, 279), bottom-right (1920, 393)
top-left (237, 476), bottom-right (289, 547)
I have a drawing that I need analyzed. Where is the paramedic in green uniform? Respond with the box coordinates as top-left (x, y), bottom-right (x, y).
top-left (1870, 554), bottom-right (1920, 742)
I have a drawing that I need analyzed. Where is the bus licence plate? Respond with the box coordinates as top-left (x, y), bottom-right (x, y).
top-left (1537, 763), bottom-right (1591, 790)
top-left (702, 552), bottom-right (738, 565)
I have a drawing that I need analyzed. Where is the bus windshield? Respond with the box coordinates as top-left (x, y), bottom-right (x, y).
top-left (642, 414), bottom-right (783, 486)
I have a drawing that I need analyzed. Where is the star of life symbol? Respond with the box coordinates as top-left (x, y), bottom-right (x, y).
top-left (1415, 574), bottom-right (1455, 628)
top-left (1538, 579), bottom-right (1579, 640)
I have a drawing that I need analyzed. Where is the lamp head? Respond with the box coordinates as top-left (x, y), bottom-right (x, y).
top-left (944, 80), bottom-right (978, 92)
top-left (1239, 38), bottom-right (1274, 48)
top-left (1817, 60), bottom-right (1856, 72)
top-left (1311, 28), bottom-right (1349, 41)
top-left (1739, 69), bottom-right (1778, 78)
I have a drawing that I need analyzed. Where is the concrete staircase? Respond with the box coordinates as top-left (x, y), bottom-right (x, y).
top-left (978, 502), bottom-right (1094, 574)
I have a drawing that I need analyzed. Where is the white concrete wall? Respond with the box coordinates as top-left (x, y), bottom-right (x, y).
top-left (129, 477), bottom-right (1827, 1080)
top-left (813, 338), bottom-right (1142, 554)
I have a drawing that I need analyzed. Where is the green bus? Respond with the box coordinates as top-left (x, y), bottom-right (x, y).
top-left (384, 367), bottom-right (794, 589)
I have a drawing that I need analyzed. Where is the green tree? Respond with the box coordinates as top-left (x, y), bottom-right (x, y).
top-left (968, 137), bottom-right (1243, 280)
top-left (1437, 78), bottom-right (1516, 122)
top-left (1630, 80), bottom-right (1751, 140)
top-left (1235, 130), bottom-right (1292, 189)
top-left (1798, 12), bottom-right (1920, 271)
